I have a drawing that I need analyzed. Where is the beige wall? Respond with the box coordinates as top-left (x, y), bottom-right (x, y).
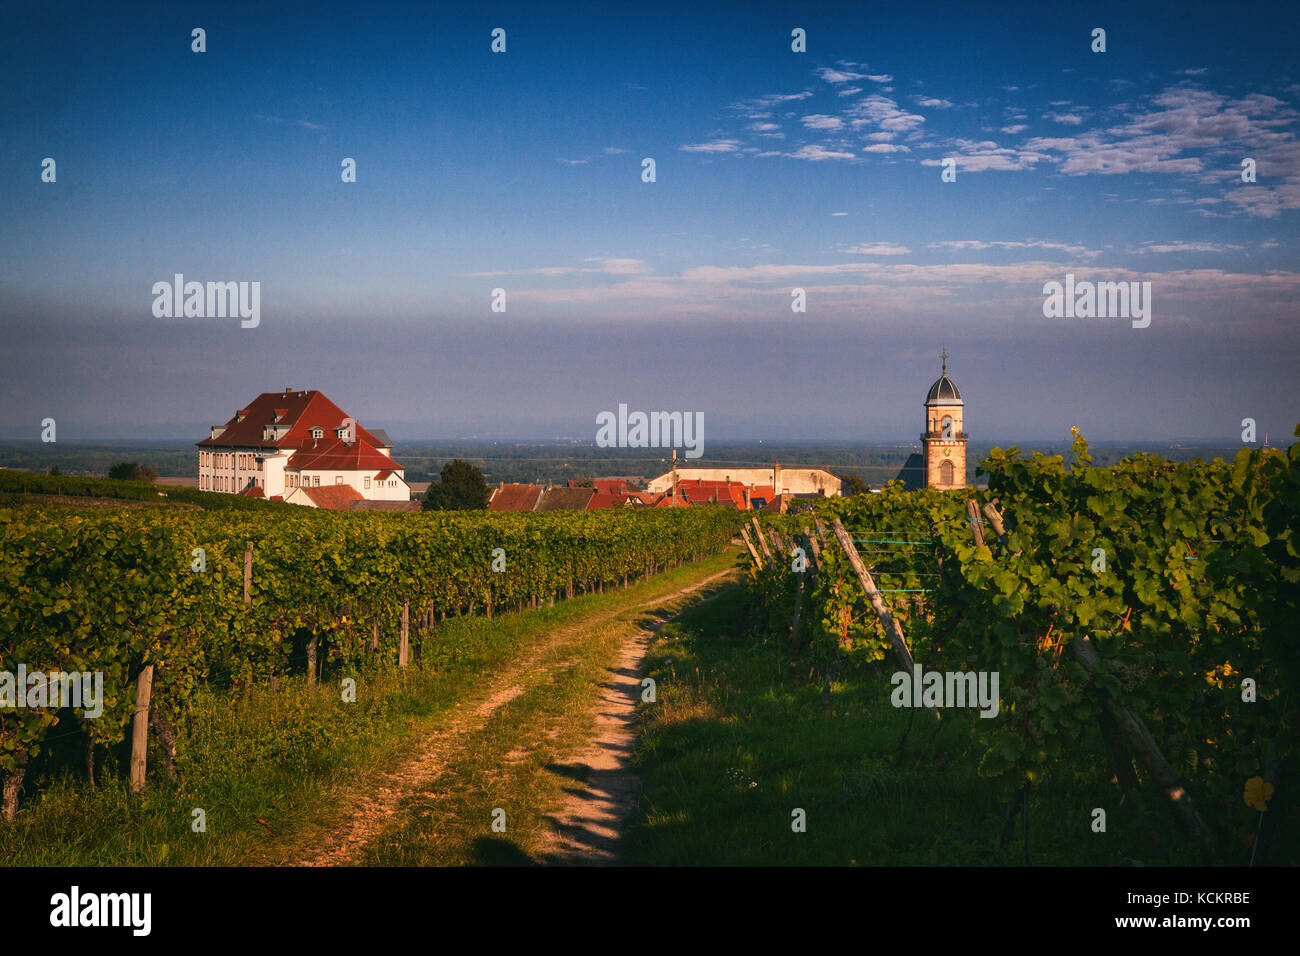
top-left (645, 467), bottom-right (840, 496)
top-left (924, 400), bottom-right (967, 489)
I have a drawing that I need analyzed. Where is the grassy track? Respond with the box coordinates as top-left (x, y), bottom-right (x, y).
top-left (0, 550), bottom-right (740, 866)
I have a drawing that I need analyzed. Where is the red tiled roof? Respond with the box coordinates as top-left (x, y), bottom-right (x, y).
top-left (196, 390), bottom-right (384, 451)
top-left (348, 499), bottom-right (420, 512)
top-left (586, 492), bottom-right (641, 509)
top-left (374, 470), bottom-right (394, 481)
top-left (653, 492), bottom-right (688, 507)
top-left (238, 484), bottom-right (265, 498)
top-left (286, 437), bottom-right (403, 472)
top-left (537, 487), bottom-right (595, 511)
top-left (489, 483), bottom-right (544, 512)
top-left (299, 485), bottom-right (364, 510)
top-left (569, 479), bottom-right (631, 494)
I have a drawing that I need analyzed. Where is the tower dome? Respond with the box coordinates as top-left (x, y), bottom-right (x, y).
top-left (925, 349), bottom-right (963, 406)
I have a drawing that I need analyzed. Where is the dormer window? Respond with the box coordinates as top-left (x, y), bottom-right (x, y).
top-left (310, 427), bottom-right (324, 439)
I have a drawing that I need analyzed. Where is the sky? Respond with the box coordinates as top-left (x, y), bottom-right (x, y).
top-left (1, 0), bottom-right (1298, 443)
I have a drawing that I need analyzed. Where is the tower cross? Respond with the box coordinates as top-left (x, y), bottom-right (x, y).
top-left (941, 346), bottom-right (948, 376)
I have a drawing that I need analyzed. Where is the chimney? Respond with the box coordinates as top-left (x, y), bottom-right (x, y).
top-left (743, 486), bottom-right (750, 510)
top-left (773, 461), bottom-right (782, 495)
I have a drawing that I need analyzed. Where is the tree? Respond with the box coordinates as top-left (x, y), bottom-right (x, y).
top-left (423, 459), bottom-right (490, 511)
top-left (841, 474), bottom-right (871, 496)
top-left (108, 462), bottom-right (157, 483)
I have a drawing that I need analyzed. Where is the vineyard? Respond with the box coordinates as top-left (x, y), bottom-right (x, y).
top-left (0, 503), bottom-right (741, 820)
top-left (742, 428), bottom-right (1298, 863)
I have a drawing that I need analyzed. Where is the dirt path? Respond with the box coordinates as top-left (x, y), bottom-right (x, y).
top-left (540, 570), bottom-right (738, 865)
top-left (286, 563), bottom-right (737, 867)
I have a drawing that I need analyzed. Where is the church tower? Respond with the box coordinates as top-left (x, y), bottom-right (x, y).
top-left (922, 349), bottom-right (967, 489)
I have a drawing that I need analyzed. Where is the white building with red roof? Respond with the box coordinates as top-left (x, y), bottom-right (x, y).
top-left (196, 389), bottom-right (409, 506)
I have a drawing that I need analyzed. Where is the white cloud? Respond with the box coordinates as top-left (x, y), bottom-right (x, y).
top-left (915, 97), bottom-right (954, 108)
top-left (583, 257), bottom-right (654, 274)
top-left (802, 114), bottom-right (844, 130)
top-left (831, 212), bottom-right (848, 216)
top-left (1135, 241), bottom-right (1243, 253)
top-left (845, 94), bottom-right (926, 134)
top-left (788, 144), bottom-right (856, 161)
top-left (928, 239), bottom-right (1098, 258)
top-left (862, 143), bottom-right (910, 153)
top-left (1044, 112), bottom-right (1084, 125)
top-left (846, 242), bottom-right (911, 255)
top-left (921, 139), bottom-right (1052, 172)
top-left (817, 67), bottom-right (868, 84)
top-left (679, 139), bottom-right (743, 153)
top-left (1001, 124), bottom-right (1028, 134)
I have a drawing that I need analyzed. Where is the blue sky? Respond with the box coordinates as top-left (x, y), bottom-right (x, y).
top-left (2, 0), bottom-right (1297, 442)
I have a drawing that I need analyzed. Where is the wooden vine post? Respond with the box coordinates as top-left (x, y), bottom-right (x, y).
top-left (1072, 634), bottom-right (1216, 857)
top-left (399, 600), bottom-right (410, 667)
top-left (829, 518), bottom-right (940, 723)
top-left (130, 664), bottom-right (154, 792)
top-left (740, 525), bottom-right (763, 567)
top-left (965, 499), bottom-right (986, 548)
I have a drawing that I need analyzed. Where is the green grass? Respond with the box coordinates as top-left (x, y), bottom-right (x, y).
top-left (623, 584), bottom-right (1217, 866)
top-left (0, 551), bottom-right (738, 866)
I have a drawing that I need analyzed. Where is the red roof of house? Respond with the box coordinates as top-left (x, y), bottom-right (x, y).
top-left (348, 499), bottom-right (420, 512)
top-left (586, 492), bottom-right (641, 509)
top-left (569, 479), bottom-right (630, 494)
top-left (238, 484), bottom-right (265, 498)
top-left (537, 487), bottom-right (596, 511)
top-left (286, 437), bottom-right (402, 472)
top-left (489, 483), bottom-right (544, 511)
top-left (374, 470), bottom-right (395, 481)
top-left (653, 492), bottom-right (688, 507)
top-left (299, 485), bottom-right (364, 510)
top-left (196, 390), bottom-right (385, 452)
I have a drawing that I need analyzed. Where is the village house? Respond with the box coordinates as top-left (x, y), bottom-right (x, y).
top-left (644, 461), bottom-right (841, 499)
top-left (196, 389), bottom-right (412, 508)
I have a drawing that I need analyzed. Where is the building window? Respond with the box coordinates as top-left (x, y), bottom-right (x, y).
top-left (941, 416), bottom-right (954, 439)
top-left (940, 460), bottom-right (955, 485)
top-left (313, 476), bottom-right (320, 486)
top-left (335, 476), bottom-right (342, 485)
top-left (364, 476), bottom-right (370, 489)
